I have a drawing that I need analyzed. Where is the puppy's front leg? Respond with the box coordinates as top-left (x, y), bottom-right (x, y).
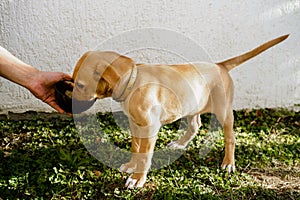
top-left (120, 136), bottom-right (140, 174)
top-left (122, 136), bottom-right (157, 188)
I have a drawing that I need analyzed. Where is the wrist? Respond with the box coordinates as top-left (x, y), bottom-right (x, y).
top-left (21, 65), bottom-right (41, 90)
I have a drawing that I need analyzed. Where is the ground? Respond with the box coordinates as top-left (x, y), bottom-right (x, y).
top-left (0, 108), bottom-right (299, 199)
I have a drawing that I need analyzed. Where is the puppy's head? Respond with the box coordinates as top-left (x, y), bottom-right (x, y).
top-left (72, 51), bottom-right (134, 101)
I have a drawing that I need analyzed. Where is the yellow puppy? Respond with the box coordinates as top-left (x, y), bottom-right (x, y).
top-left (72, 34), bottom-right (288, 188)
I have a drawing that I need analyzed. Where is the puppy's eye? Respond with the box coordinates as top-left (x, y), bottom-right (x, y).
top-left (76, 82), bottom-right (84, 89)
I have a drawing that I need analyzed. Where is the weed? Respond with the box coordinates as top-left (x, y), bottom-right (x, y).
top-left (0, 108), bottom-right (299, 199)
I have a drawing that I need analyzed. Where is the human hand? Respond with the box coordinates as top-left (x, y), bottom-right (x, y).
top-left (28, 71), bottom-right (72, 113)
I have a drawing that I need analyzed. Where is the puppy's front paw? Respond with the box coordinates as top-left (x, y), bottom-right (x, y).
top-left (120, 162), bottom-right (136, 174)
top-left (125, 173), bottom-right (147, 189)
top-left (167, 141), bottom-right (187, 149)
top-left (221, 158), bottom-right (236, 173)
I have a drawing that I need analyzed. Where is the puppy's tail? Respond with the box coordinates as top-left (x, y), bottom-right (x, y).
top-left (216, 34), bottom-right (289, 71)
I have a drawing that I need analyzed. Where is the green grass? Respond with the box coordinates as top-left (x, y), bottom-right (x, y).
top-left (0, 108), bottom-right (299, 199)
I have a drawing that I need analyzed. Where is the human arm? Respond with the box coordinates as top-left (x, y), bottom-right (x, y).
top-left (0, 46), bottom-right (72, 113)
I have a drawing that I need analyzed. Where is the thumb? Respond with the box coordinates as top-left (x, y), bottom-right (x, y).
top-left (60, 73), bottom-right (73, 81)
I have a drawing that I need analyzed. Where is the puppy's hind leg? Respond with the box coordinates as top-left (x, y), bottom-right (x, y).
top-left (167, 114), bottom-right (201, 149)
top-left (215, 109), bottom-right (236, 173)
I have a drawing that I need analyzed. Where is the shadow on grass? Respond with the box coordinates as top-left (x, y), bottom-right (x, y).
top-left (0, 108), bottom-right (299, 199)
top-left (0, 143), bottom-right (114, 199)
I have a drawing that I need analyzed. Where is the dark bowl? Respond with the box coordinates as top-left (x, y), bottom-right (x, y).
top-left (55, 80), bottom-right (95, 114)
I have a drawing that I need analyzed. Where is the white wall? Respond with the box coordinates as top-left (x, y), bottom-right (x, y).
top-left (0, 0), bottom-right (299, 114)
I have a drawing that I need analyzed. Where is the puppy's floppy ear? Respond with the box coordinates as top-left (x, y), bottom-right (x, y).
top-left (72, 51), bottom-right (92, 80)
top-left (98, 64), bottom-right (120, 85)
top-left (96, 52), bottom-right (134, 89)
top-left (111, 54), bottom-right (134, 72)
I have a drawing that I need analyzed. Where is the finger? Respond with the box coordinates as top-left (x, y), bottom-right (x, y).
top-left (52, 104), bottom-right (65, 114)
top-left (62, 73), bottom-right (72, 81)
top-left (47, 72), bottom-right (72, 83)
top-left (48, 100), bottom-right (66, 114)
top-left (50, 100), bottom-right (73, 116)
top-left (56, 72), bottom-right (72, 81)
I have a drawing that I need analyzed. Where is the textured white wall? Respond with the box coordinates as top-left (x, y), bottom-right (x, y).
top-left (0, 0), bottom-right (299, 114)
